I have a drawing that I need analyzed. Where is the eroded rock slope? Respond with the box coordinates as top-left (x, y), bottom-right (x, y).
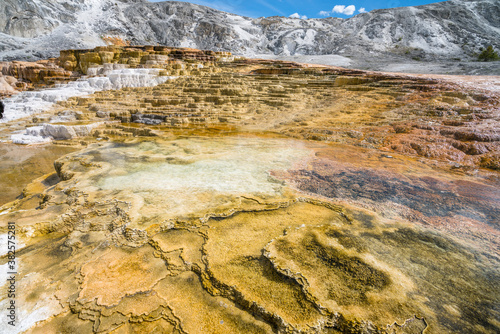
top-left (0, 0), bottom-right (499, 67)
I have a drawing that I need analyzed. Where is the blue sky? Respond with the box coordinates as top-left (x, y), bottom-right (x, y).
top-left (148, 0), bottom-right (444, 18)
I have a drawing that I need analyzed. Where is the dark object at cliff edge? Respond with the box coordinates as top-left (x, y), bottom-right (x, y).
top-left (478, 45), bottom-right (500, 62)
top-left (0, 100), bottom-right (4, 119)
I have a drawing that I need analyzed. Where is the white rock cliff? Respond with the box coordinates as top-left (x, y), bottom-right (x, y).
top-left (0, 0), bottom-right (498, 63)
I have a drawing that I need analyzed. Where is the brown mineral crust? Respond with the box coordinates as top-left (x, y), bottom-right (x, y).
top-left (271, 144), bottom-right (500, 257)
top-left (78, 245), bottom-right (169, 307)
top-left (262, 225), bottom-right (414, 327)
top-left (203, 202), bottom-right (346, 332)
top-left (150, 229), bottom-right (205, 269)
top-left (480, 152), bottom-right (500, 170)
top-left (0, 59), bottom-right (76, 92)
top-left (1, 46), bottom-right (500, 334)
top-left (0, 74), bottom-right (19, 98)
top-left (0, 143), bottom-right (79, 205)
top-left (154, 271), bottom-right (274, 334)
top-left (261, 219), bottom-right (499, 334)
top-left (101, 36), bottom-right (131, 47)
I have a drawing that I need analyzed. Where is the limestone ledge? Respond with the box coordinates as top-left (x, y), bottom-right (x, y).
top-left (0, 59), bottom-right (75, 98)
top-left (59, 46), bottom-right (234, 75)
top-left (0, 45), bottom-right (234, 98)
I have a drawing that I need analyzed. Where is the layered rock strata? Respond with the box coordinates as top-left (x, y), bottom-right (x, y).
top-left (0, 45), bottom-right (233, 99)
top-left (0, 59), bottom-right (75, 98)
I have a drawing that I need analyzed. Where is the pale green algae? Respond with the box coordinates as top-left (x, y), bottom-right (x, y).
top-left (93, 137), bottom-right (312, 218)
top-left (98, 137), bottom-right (310, 195)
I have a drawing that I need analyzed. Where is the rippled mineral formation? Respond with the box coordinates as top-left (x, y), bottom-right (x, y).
top-left (0, 46), bottom-right (499, 334)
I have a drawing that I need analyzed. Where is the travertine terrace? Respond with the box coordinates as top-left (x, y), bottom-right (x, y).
top-left (0, 46), bottom-right (499, 334)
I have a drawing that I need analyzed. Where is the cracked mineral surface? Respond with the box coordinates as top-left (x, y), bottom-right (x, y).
top-left (0, 46), bottom-right (499, 334)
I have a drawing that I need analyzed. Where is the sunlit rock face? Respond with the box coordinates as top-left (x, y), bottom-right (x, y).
top-left (0, 59), bottom-right (75, 99)
top-left (0, 68), bottom-right (171, 123)
top-left (0, 47), bottom-right (499, 334)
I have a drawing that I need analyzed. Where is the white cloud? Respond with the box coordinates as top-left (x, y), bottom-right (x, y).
top-left (359, 7), bottom-right (367, 13)
top-left (343, 5), bottom-right (356, 15)
top-left (332, 4), bottom-right (356, 15)
top-left (332, 5), bottom-right (346, 13)
top-left (319, 10), bottom-right (330, 16)
top-left (289, 13), bottom-right (307, 19)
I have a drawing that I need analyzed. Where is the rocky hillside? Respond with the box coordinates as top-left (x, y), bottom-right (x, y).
top-left (0, 0), bottom-right (499, 63)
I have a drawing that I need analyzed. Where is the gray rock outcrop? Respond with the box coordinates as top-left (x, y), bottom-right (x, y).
top-left (0, 0), bottom-right (499, 66)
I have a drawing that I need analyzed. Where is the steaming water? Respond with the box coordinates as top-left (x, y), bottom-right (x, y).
top-left (97, 137), bottom-right (312, 215)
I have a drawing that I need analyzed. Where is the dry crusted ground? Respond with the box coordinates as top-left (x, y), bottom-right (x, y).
top-left (0, 48), bottom-right (499, 334)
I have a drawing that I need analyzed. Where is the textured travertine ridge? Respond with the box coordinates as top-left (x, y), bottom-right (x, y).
top-left (0, 47), bottom-right (499, 334)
